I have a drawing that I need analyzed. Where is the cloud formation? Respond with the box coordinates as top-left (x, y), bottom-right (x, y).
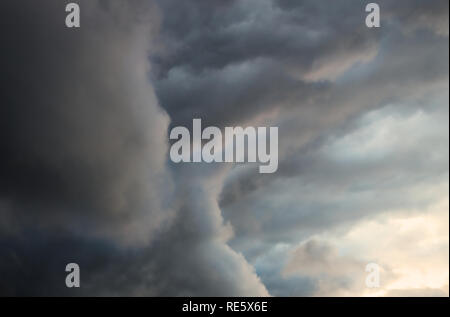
top-left (0, 0), bottom-right (448, 296)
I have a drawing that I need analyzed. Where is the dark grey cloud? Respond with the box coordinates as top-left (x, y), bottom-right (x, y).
top-left (152, 0), bottom-right (381, 128)
top-left (0, 0), bottom-right (173, 295)
top-left (0, 0), bottom-right (448, 296)
top-left (0, 0), bottom-right (172, 245)
top-left (0, 0), bottom-right (267, 296)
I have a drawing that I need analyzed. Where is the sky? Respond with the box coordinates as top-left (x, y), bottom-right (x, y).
top-left (0, 0), bottom-right (448, 296)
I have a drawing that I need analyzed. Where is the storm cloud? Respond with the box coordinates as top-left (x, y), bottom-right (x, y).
top-left (0, 0), bottom-right (448, 296)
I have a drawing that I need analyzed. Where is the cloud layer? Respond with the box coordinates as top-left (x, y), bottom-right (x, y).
top-left (0, 0), bottom-right (448, 296)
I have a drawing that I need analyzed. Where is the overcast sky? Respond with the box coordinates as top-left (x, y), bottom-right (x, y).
top-left (0, 0), bottom-right (448, 296)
